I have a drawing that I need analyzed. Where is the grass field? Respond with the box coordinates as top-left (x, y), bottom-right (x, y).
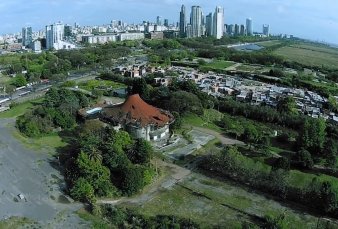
top-left (0, 217), bottom-right (36, 229)
top-left (200, 60), bottom-right (234, 72)
top-left (12, 129), bottom-right (67, 154)
top-left (182, 110), bottom-right (224, 133)
top-left (0, 98), bottom-right (44, 119)
top-left (274, 43), bottom-right (338, 70)
top-left (78, 79), bottom-right (126, 91)
top-left (128, 173), bottom-right (321, 228)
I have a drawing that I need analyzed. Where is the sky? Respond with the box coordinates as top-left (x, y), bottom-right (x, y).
top-left (0, 0), bottom-right (338, 44)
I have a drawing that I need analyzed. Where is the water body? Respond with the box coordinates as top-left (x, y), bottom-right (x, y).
top-left (232, 44), bottom-right (264, 52)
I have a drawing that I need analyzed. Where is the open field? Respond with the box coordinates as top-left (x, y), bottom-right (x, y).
top-left (128, 173), bottom-right (325, 228)
top-left (200, 60), bottom-right (234, 72)
top-left (274, 44), bottom-right (338, 69)
top-left (182, 110), bottom-right (224, 133)
top-left (78, 79), bottom-right (126, 91)
top-left (0, 98), bottom-right (44, 119)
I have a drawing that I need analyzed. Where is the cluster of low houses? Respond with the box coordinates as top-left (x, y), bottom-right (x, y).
top-left (82, 64), bottom-right (338, 141)
top-left (172, 66), bottom-right (338, 124)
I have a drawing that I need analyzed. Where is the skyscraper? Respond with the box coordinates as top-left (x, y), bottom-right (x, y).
top-left (179, 5), bottom-right (187, 37)
top-left (190, 6), bottom-right (203, 38)
top-left (164, 19), bottom-right (169, 27)
top-left (22, 27), bottom-right (33, 47)
top-left (263, 24), bottom-right (270, 36)
top-left (240, 24), bottom-right (246, 36)
top-left (205, 13), bottom-right (213, 37)
top-left (212, 6), bottom-right (224, 39)
top-left (234, 24), bottom-right (240, 36)
top-left (156, 16), bottom-right (162, 26)
top-left (246, 18), bottom-right (253, 36)
top-left (46, 23), bottom-right (74, 50)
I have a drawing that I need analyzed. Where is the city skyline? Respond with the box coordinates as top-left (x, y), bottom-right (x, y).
top-left (0, 0), bottom-right (337, 44)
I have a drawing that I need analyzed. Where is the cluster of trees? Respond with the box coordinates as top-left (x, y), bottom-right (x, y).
top-left (16, 88), bottom-right (90, 137)
top-left (63, 120), bottom-right (155, 203)
top-left (297, 118), bottom-right (338, 167)
top-left (90, 205), bottom-right (200, 228)
top-left (201, 146), bottom-right (338, 217)
top-left (219, 97), bottom-right (303, 130)
top-left (1, 42), bottom-right (134, 86)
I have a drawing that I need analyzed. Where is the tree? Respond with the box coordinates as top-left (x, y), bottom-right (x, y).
top-left (324, 139), bottom-right (337, 167)
top-left (129, 78), bottom-right (150, 100)
top-left (277, 96), bottom-right (297, 114)
top-left (295, 149), bottom-right (314, 169)
top-left (168, 91), bottom-right (203, 115)
top-left (273, 157), bottom-right (290, 171)
top-left (70, 177), bottom-right (95, 203)
top-left (88, 147), bottom-right (103, 163)
top-left (121, 165), bottom-right (146, 196)
top-left (12, 74), bottom-right (27, 87)
top-left (320, 181), bottom-right (337, 213)
top-left (243, 124), bottom-right (260, 149)
top-left (328, 95), bottom-right (338, 112)
top-left (170, 111), bottom-right (182, 131)
top-left (127, 139), bottom-right (153, 165)
top-left (299, 118), bottom-right (326, 155)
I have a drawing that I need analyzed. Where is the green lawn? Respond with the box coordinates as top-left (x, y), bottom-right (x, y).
top-left (289, 169), bottom-right (338, 191)
top-left (78, 79), bottom-right (126, 91)
top-left (0, 98), bottom-right (44, 119)
top-left (182, 110), bottom-right (224, 133)
top-left (200, 60), bottom-right (234, 72)
top-left (274, 44), bottom-right (338, 70)
top-left (12, 130), bottom-right (67, 153)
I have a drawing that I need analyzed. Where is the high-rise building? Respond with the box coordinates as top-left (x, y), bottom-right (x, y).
top-left (234, 24), bottom-right (240, 36)
top-left (227, 24), bottom-right (234, 35)
top-left (64, 25), bottom-right (73, 38)
top-left (205, 13), bottom-right (213, 37)
top-left (156, 16), bottom-right (163, 26)
top-left (263, 24), bottom-right (270, 36)
top-left (190, 6), bottom-right (203, 38)
top-left (240, 24), bottom-right (246, 36)
top-left (164, 19), bottom-right (169, 27)
top-left (179, 5), bottom-right (187, 37)
top-left (22, 27), bottom-right (33, 47)
top-left (246, 18), bottom-right (253, 36)
top-left (46, 23), bottom-right (75, 50)
top-left (212, 6), bottom-right (224, 39)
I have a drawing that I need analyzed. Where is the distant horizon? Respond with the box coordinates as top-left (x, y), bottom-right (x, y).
top-left (0, 0), bottom-right (337, 44)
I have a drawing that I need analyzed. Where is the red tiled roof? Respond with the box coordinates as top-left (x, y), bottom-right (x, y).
top-left (103, 94), bottom-right (172, 127)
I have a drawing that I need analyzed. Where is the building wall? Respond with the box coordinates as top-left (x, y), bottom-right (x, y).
top-left (213, 6), bottom-right (224, 39)
top-left (126, 124), bottom-right (170, 142)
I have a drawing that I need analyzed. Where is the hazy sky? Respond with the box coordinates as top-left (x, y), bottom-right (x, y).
top-left (1, 0), bottom-right (338, 44)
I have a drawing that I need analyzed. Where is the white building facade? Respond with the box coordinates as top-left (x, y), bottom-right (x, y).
top-left (213, 6), bottom-right (224, 39)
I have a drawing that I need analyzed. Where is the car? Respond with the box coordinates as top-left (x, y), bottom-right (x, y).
top-left (17, 193), bottom-right (25, 200)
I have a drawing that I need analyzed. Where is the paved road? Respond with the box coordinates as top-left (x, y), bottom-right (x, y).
top-left (0, 119), bottom-right (89, 228)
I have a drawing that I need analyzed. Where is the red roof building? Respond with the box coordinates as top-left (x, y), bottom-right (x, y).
top-left (102, 94), bottom-right (174, 141)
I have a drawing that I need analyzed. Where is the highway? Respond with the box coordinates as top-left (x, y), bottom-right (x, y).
top-left (0, 71), bottom-right (98, 108)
